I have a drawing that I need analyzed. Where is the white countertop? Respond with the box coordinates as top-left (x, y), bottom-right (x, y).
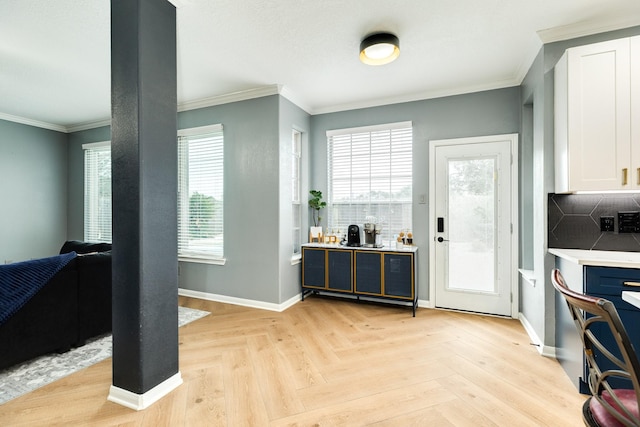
top-left (549, 248), bottom-right (640, 269)
top-left (623, 291), bottom-right (640, 309)
top-left (302, 242), bottom-right (418, 253)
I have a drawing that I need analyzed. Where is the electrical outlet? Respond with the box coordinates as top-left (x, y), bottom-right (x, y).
top-left (600, 216), bottom-right (615, 232)
top-left (618, 211), bottom-right (640, 233)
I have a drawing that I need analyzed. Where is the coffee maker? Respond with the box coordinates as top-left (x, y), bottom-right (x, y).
top-left (346, 224), bottom-right (361, 246)
top-left (363, 223), bottom-right (383, 247)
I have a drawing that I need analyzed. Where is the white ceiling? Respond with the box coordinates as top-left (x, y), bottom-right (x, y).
top-left (2, 0), bottom-right (640, 132)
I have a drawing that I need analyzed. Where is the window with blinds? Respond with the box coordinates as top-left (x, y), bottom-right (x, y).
top-left (84, 141), bottom-right (112, 243)
top-left (292, 129), bottom-right (302, 256)
top-left (327, 121), bottom-right (412, 244)
top-left (178, 124), bottom-right (224, 260)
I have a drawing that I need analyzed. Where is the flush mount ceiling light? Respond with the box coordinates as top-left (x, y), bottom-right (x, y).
top-left (359, 32), bottom-right (400, 66)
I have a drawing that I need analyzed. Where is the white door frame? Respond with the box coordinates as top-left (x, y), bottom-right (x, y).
top-left (428, 133), bottom-right (519, 318)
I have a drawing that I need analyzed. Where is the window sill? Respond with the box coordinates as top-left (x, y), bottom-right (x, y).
top-left (179, 256), bottom-right (226, 266)
top-left (291, 254), bottom-right (301, 265)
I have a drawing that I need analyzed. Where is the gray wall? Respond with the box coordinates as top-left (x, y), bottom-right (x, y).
top-left (309, 87), bottom-right (522, 303)
top-left (520, 25), bottom-right (640, 351)
top-left (278, 97), bottom-right (311, 302)
top-left (67, 125), bottom-right (111, 240)
top-left (175, 95), bottom-right (282, 303)
top-left (520, 47), bottom-right (550, 350)
top-left (66, 96), bottom-right (310, 306)
top-left (0, 119), bottom-right (68, 262)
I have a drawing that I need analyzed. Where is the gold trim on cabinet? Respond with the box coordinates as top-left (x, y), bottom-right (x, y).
top-left (382, 252), bottom-right (415, 300)
top-left (327, 249), bottom-right (354, 293)
top-left (352, 250), bottom-right (416, 300)
top-left (354, 250), bottom-right (383, 296)
top-left (301, 247), bottom-right (328, 290)
top-left (623, 168), bottom-right (629, 186)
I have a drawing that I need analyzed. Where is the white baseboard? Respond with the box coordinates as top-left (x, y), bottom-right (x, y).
top-left (179, 288), bottom-right (301, 312)
top-left (108, 372), bottom-right (183, 411)
top-left (417, 299), bottom-right (431, 308)
top-left (518, 312), bottom-right (557, 358)
top-left (179, 288), bottom-right (427, 313)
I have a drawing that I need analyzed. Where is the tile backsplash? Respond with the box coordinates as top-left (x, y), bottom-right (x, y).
top-left (548, 193), bottom-right (640, 252)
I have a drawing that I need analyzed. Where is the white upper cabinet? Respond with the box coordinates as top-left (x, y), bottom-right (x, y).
top-left (554, 37), bottom-right (639, 193)
top-left (632, 36), bottom-right (640, 191)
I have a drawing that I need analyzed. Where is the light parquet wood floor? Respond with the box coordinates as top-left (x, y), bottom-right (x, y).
top-left (0, 295), bottom-right (586, 426)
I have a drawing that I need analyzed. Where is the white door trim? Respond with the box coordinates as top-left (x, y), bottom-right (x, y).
top-left (428, 133), bottom-right (519, 318)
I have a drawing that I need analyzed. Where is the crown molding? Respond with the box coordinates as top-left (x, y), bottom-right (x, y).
top-left (0, 112), bottom-right (68, 133)
top-left (512, 42), bottom-right (543, 85)
top-left (0, 77), bottom-right (523, 131)
top-left (177, 85), bottom-right (282, 112)
top-left (537, 17), bottom-right (640, 44)
top-left (0, 85), bottom-right (292, 133)
top-left (309, 78), bottom-right (521, 116)
top-left (66, 118), bottom-right (112, 133)
top-left (166, 0), bottom-right (194, 8)
top-left (279, 86), bottom-right (312, 115)
top-left (71, 85), bottom-right (288, 132)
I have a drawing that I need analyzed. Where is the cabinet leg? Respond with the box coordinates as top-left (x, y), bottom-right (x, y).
top-left (301, 288), bottom-right (313, 301)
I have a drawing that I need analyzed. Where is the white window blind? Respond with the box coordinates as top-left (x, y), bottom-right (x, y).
top-left (178, 124), bottom-right (224, 260)
top-left (292, 129), bottom-right (302, 255)
top-left (83, 141), bottom-right (112, 243)
top-left (327, 122), bottom-right (412, 244)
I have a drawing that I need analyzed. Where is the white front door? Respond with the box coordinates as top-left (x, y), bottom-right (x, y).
top-left (429, 134), bottom-right (518, 317)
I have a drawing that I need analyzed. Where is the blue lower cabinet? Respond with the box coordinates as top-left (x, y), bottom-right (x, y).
top-left (555, 260), bottom-right (640, 393)
top-left (384, 254), bottom-right (413, 298)
top-left (302, 248), bottom-right (326, 288)
top-left (588, 304), bottom-right (640, 390)
top-left (584, 266), bottom-right (640, 391)
top-left (585, 266), bottom-right (640, 296)
top-left (327, 250), bottom-right (352, 292)
top-left (355, 251), bottom-right (382, 294)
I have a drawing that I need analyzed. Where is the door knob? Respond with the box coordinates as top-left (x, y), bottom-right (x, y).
top-left (436, 237), bottom-right (449, 243)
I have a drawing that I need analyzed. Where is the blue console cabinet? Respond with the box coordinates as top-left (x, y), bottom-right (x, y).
top-left (302, 245), bottom-right (418, 316)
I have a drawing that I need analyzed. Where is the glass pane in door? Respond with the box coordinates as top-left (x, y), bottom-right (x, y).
top-left (447, 157), bottom-right (496, 293)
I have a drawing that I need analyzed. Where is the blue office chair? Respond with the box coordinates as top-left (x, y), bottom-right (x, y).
top-left (552, 268), bottom-right (640, 426)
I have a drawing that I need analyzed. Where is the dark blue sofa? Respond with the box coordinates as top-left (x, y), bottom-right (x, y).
top-left (0, 241), bottom-right (112, 371)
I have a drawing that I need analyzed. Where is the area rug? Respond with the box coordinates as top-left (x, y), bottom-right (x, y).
top-left (0, 306), bottom-right (209, 405)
